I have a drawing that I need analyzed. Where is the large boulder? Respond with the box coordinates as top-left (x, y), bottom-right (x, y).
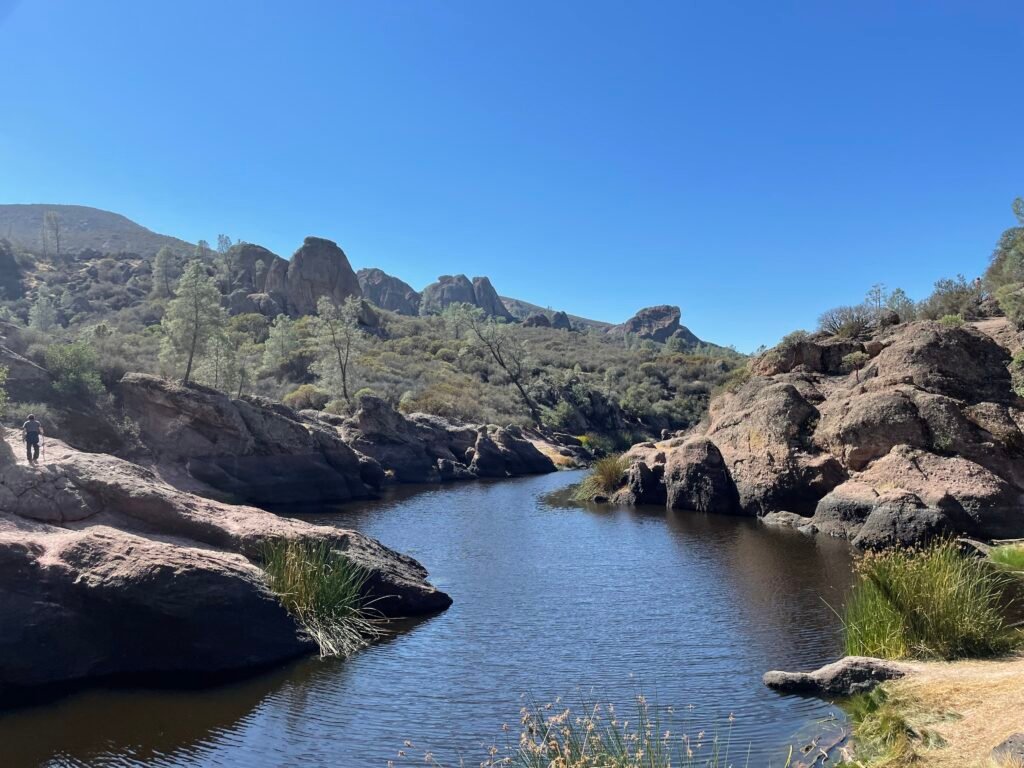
top-left (341, 395), bottom-right (440, 483)
top-left (118, 373), bottom-right (378, 505)
top-left (224, 243), bottom-right (287, 295)
top-left (663, 437), bottom-right (740, 514)
top-left (523, 313), bottom-right (551, 328)
top-left (0, 345), bottom-right (51, 401)
top-left (468, 426), bottom-right (557, 478)
top-left (357, 268), bottom-right (421, 316)
top-left (0, 432), bottom-right (451, 690)
top-left (284, 237), bottom-right (362, 317)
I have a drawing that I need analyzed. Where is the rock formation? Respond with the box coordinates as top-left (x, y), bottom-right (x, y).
top-left (523, 313), bottom-right (551, 328)
top-left (357, 268), bottom-right (420, 315)
top-left (610, 305), bottom-right (702, 346)
top-left (283, 237), bottom-right (363, 317)
top-left (0, 432), bottom-right (450, 690)
top-left (601, 321), bottom-right (1024, 547)
top-left (419, 274), bottom-right (514, 319)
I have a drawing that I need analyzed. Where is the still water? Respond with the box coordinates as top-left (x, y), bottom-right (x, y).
top-left (0, 470), bottom-right (855, 767)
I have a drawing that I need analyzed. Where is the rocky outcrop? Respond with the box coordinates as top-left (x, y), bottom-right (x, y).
top-left (0, 432), bottom-right (450, 691)
top-left (118, 373), bottom-right (379, 505)
top-left (471, 277), bottom-right (514, 320)
top-left (1, 344), bottom-right (51, 401)
top-left (357, 268), bottom-right (420, 316)
top-left (523, 313), bottom-right (551, 328)
top-left (419, 274), bottom-right (514, 319)
top-left (284, 237), bottom-right (363, 317)
top-left (610, 305), bottom-right (702, 346)
top-left (550, 311), bottom-right (573, 330)
top-left (764, 656), bottom-right (909, 697)
top-left (339, 395), bottom-right (556, 482)
top-left (602, 321), bottom-right (1024, 547)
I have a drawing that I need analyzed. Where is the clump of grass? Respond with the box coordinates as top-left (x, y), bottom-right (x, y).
top-left (395, 695), bottom-right (793, 768)
top-left (572, 454), bottom-right (629, 501)
top-left (842, 541), bottom-right (1020, 660)
top-left (260, 539), bottom-right (381, 658)
top-left (838, 689), bottom-right (921, 768)
top-left (990, 544), bottom-right (1024, 572)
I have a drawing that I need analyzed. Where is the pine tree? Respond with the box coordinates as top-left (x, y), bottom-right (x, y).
top-left (152, 246), bottom-right (178, 298)
top-left (311, 296), bottom-right (364, 404)
top-left (29, 290), bottom-right (58, 331)
top-left (160, 260), bottom-right (225, 384)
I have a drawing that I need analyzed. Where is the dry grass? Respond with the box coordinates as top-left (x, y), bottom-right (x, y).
top-left (868, 654), bottom-right (1024, 767)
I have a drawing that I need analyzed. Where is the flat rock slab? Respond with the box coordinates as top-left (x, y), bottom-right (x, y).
top-left (992, 733), bottom-right (1024, 764)
top-left (764, 656), bottom-right (909, 698)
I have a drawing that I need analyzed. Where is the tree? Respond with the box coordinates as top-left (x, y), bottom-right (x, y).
top-left (842, 351), bottom-right (871, 382)
top-left (884, 288), bottom-right (916, 322)
top-left (45, 341), bottom-right (104, 399)
top-left (311, 296), bottom-right (364, 404)
top-left (29, 290), bottom-right (58, 331)
top-left (817, 304), bottom-right (873, 338)
top-left (262, 313), bottom-right (301, 380)
top-left (43, 211), bottom-right (62, 261)
top-left (151, 246), bottom-right (178, 298)
top-left (160, 260), bottom-right (226, 384)
top-left (461, 308), bottom-right (542, 426)
top-left (865, 283), bottom-right (886, 316)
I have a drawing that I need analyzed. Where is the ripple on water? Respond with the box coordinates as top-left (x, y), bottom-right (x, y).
top-left (0, 470), bottom-right (854, 767)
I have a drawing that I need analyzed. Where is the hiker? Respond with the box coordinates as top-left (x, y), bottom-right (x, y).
top-left (22, 413), bottom-right (43, 464)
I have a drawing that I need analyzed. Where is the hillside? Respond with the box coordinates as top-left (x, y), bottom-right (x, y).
top-left (0, 204), bottom-right (192, 257)
top-left (500, 295), bottom-right (612, 331)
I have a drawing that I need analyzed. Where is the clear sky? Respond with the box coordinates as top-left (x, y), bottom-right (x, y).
top-left (1, 1), bottom-right (1021, 351)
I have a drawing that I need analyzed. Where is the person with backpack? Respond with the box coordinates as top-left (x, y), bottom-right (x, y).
top-left (22, 414), bottom-right (43, 464)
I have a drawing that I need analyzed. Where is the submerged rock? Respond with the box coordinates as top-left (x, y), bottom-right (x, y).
top-left (763, 656), bottom-right (909, 697)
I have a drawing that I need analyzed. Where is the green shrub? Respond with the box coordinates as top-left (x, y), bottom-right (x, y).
top-left (996, 283), bottom-right (1024, 329)
top-left (842, 541), bottom-right (1020, 660)
top-left (44, 341), bottom-right (105, 400)
top-left (572, 454), bottom-right (628, 501)
top-left (282, 383), bottom-right (330, 411)
top-left (260, 539), bottom-right (379, 658)
top-left (938, 313), bottom-right (964, 327)
top-left (840, 688), bottom-right (920, 768)
top-left (711, 364), bottom-right (751, 396)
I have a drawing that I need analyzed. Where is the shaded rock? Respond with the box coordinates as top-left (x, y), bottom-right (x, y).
top-left (224, 243), bottom-right (287, 294)
top-left (357, 268), bottom-right (420, 315)
top-left (226, 289), bottom-right (258, 316)
top-left (523, 313), bottom-right (551, 328)
top-left (612, 460), bottom-right (665, 505)
top-left (118, 373), bottom-right (377, 505)
top-left (341, 395), bottom-right (439, 483)
top-left (763, 656), bottom-right (909, 697)
top-left (471, 276), bottom-right (514, 320)
top-left (247, 292), bottom-right (283, 318)
top-left (664, 437), bottom-right (739, 514)
top-left (468, 426), bottom-right (556, 478)
top-left (550, 311), bottom-right (573, 330)
top-left (284, 237), bottom-right (362, 317)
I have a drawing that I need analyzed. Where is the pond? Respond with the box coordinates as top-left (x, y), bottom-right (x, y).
top-left (0, 470), bottom-right (855, 767)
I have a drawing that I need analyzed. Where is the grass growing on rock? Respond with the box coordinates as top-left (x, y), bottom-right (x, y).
top-left (842, 541), bottom-right (1020, 660)
top-left (572, 454), bottom-right (629, 501)
top-left (260, 539), bottom-right (381, 658)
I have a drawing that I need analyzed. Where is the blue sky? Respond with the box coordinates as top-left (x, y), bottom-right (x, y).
top-left (1, 1), bottom-right (1021, 351)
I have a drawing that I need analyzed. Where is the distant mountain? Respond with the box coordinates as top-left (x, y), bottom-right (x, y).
top-left (0, 204), bottom-right (192, 257)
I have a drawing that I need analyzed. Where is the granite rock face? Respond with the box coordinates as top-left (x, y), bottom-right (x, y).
top-left (602, 321), bottom-right (1024, 547)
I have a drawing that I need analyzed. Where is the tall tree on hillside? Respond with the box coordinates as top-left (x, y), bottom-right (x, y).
top-left (28, 290), bottom-right (58, 331)
top-left (311, 296), bottom-right (364, 404)
top-left (459, 308), bottom-right (542, 426)
top-left (160, 260), bottom-right (225, 384)
top-left (151, 246), bottom-right (178, 298)
top-left (43, 211), bottom-right (62, 261)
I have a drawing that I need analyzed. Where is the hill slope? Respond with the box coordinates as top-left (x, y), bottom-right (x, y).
top-left (0, 204), bottom-right (192, 257)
